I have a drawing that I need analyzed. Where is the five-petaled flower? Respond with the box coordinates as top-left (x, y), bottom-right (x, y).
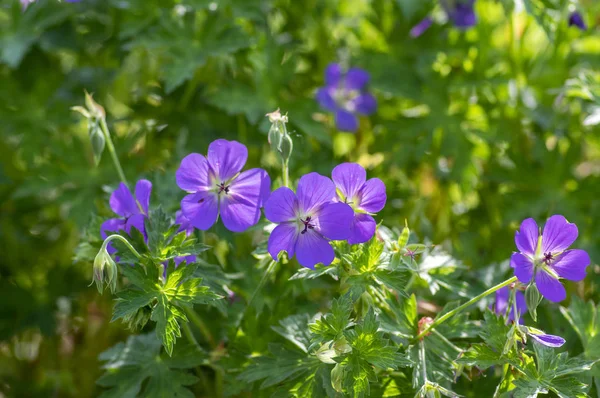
top-left (493, 286), bottom-right (526, 324)
top-left (511, 215), bottom-right (590, 302)
top-left (101, 180), bottom-right (152, 254)
top-left (568, 11), bottom-right (587, 31)
top-left (176, 139), bottom-right (271, 232)
top-left (264, 172), bottom-right (354, 268)
top-left (316, 63), bottom-right (377, 132)
top-left (331, 163), bottom-right (386, 244)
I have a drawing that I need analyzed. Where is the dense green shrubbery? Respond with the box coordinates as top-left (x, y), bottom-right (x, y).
top-left (1, 0), bottom-right (600, 396)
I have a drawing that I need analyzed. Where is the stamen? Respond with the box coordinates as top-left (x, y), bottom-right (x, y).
top-left (542, 252), bottom-right (554, 265)
top-left (300, 216), bottom-right (315, 234)
top-left (217, 182), bottom-right (230, 195)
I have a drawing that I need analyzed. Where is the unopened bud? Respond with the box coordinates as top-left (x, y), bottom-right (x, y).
top-left (92, 247), bottom-right (118, 294)
top-left (279, 133), bottom-right (293, 162)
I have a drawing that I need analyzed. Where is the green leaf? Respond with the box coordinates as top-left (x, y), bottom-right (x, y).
top-left (379, 293), bottom-right (418, 338)
top-left (310, 294), bottom-right (354, 345)
top-left (151, 294), bottom-right (185, 356)
top-left (97, 334), bottom-right (203, 397)
top-left (111, 289), bottom-right (156, 323)
top-left (272, 314), bottom-right (313, 353)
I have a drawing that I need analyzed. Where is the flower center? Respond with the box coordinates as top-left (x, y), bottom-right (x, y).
top-left (542, 252), bottom-right (554, 265)
top-left (217, 182), bottom-right (230, 195)
top-left (333, 86), bottom-right (360, 112)
top-left (300, 216), bottom-right (315, 234)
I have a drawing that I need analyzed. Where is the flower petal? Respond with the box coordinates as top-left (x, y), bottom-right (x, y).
top-left (264, 187), bottom-right (299, 223)
top-left (268, 222), bottom-right (298, 261)
top-left (174, 255), bottom-right (196, 267)
top-left (135, 179), bottom-right (152, 215)
top-left (207, 139), bottom-right (248, 182)
top-left (515, 218), bottom-right (539, 257)
top-left (175, 210), bottom-right (195, 237)
top-left (316, 87), bottom-right (337, 112)
top-left (550, 249), bottom-right (590, 282)
top-left (125, 214), bottom-right (147, 239)
top-left (332, 162), bottom-right (366, 201)
top-left (220, 169), bottom-right (270, 232)
top-left (410, 17), bottom-right (434, 38)
top-left (510, 252), bottom-right (534, 284)
top-left (176, 153), bottom-right (211, 192)
top-left (314, 202), bottom-right (353, 241)
top-left (352, 93), bottom-right (377, 115)
top-left (535, 270), bottom-right (566, 303)
top-left (324, 63), bottom-right (342, 86)
top-left (493, 286), bottom-right (510, 316)
top-left (109, 183), bottom-right (137, 217)
top-left (449, 2), bottom-right (476, 28)
top-left (513, 290), bottom-right (527, 324)
top-left (181, 192), bottom-right (219, 231)
top-left (100, 218), bottom-right (126, 255)
top-left (295, 231), bottom-right (335, 269)
top-left (345, 68), bottom-right (370, 91)
top-left (542, 215), bottom-right (578, 254)
top-left (358, 178), bottom-right (386, 213)
top-left (335, 109), bottom-right (359, 132)
top-left (348, 213), bottom-right (377, 245)
top-left (569, 11), bottom-right (587, 30)
top-left (529, 333), bottom-right (566, 348)
top-left (297, 172), bottom-right (336, 215)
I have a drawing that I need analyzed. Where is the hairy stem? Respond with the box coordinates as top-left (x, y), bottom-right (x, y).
top-left (102, 234), bottom-right (142, 259)
top-left (100, 119), bottom-right (128, 186)
top-left (414, 276), bottom-right (518, 341)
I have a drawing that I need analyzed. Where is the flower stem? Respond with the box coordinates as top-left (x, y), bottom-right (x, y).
top-left (102, 234), bottom-right (142, 259)
top-left (282, 160), bottom-right (290, 188)
top-left (247, 260), bottom-right (277, 308)
top-left (185, 307), bottom-right (215, 349)
top-left (413, 276), bottom-right (518, 341)
top-left (100, 118), bottom-right (128, 186)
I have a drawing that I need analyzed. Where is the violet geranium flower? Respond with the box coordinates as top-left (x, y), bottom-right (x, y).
top-left (100, 180), bottom-right (152, 254)
top-left (331, 163), bottom-right (386, 244)
top-left (175, 210), bottom-right (195, 237)
top-left (444, 0), bottom-right (477, 28)
top-left (264, 172), bottom-right (354, 268)
top-left (510, 215), bottom-right (590, 303)
top-left (316, 63), bottom-right (377, 133)
top-left (176, 139), bottom-right (271, 232)
top-left (568, 11), bottom-right (587, 31)
top-left (492, 286), bottom-right (527, 324)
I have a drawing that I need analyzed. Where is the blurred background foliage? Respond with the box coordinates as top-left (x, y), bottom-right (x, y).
top-left (1, 0), bottom-right (600, 396)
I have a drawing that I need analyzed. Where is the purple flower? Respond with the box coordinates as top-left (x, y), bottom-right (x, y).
top-left (175, 210), bottom-right (195, 237)
top-left (264, 172), bottom-right (354, 268)
top-left (174, 255), bottom-right (196, 267)
top-left (444, 0), bottom-right (477, 28)
top-left (331, 163), bottom-right (386, 244)
top-left (316, 63), bottom-right (377, 133)
top-left (526, 328), bottom-right (565, 348)
top-left (176, 139), bottom-right (271, 232)
top-left (492, 286), bottom-right (527, 324)
top-left (410, 17), bottom-right (434, 38)
top-left (568, 11), bottom-right (587, 31)
top-left (510, 215), bottom-right (590, 303)
top-left (100, 180), bottom-right (152, 254)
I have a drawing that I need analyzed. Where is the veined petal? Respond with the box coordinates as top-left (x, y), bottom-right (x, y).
top-left (535, 270), bottom-right (566, 303)
top-left (135, 179), bottom-right (152, 215)
top-left (220, 169), bottom-right (270, 232)
top-left (110, 183), bottom-right (137, 217)
top-left (332, 162), bottom-right (366, 201)
top-left (268, 222), bottom-right (298, 261)
top-left (542, 215), bottom-right (578, 254)
top-left (352, 93), bottom-right (377, 115)
top-left (314, 202), bottom-right (353, 241)
top-left (511, 252), bottom-right (534, 284)
top-left (335, 109), bottom-right (358, 132)
top-left (175, 210), bottom-right (195, 237)
top-left (358, 178), bottom-right (386, 213)
top-left (264, 187), bottom-right (299, 223)
top-left (550, 249), bottom-right (590, 282)
top-left (207, 139), bottom-right (248, 182)
top-left (176, 153), bottom-right (211, 192)
top-left (125, 214), bottom-right (147, 239)
top-left (316, 87), bottom-right (337, 112)
top-left (181, 192), bottom-right (219, 231)
top-left (324, 63), bottom-right (342, 86)
top-left (297, 172), bottom-right (336, 215)
top-left (529, 333), bottom-right (566, 348)
top-left (295, 231), bottom-right (335, 269)
top-left (515, 218), bottom-right (539, 257)
top-left (349, 213), bottom-right (377, 245)
top-left (345, 68), bottom-right (370, 91)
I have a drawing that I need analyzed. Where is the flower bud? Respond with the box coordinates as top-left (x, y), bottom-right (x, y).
top-left (525, 283), bottom-right (541, 322)
top-left (267, 123), bottom-right (282, 153)
top-left (89, 128), bottom-right (106, 166)
top-left (279, 133), bottom-right (293, 163)
top-left (92, 247), bottom-right (118, 294)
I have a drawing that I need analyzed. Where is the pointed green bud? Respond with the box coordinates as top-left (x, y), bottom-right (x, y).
top-left (89, 129), bottom-right (106, 165)
top-left (92, 245), bottom-right (118, 294)
top-left (267, 122), bottom-right (281, 153)
top-left (398, 219), bottom-right (410, 249)
top-left (525, 283), bottom-right (542, 322)
top-left (279, 133), bottom-right (293, 162)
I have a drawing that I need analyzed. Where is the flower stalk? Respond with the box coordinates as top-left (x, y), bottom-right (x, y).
top-left (100, 118), bottom-right (129, 186)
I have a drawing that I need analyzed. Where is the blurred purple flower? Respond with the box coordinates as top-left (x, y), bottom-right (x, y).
top-left (410, 17), bottom-right (434, 38)
top-left (100, 180), bottom-right (151, 254)
top-left (175, 210), bottom-right (195, 237)
top-left (264, 172), bottom-right (353, 268)
top-left (568, 11), bottom-right (587, 31)
top-left (173, 255), bottom-right (196, 267)
top-left (331, 163), bottom-right (386, 244)
top-left (527, 328), bottom-right (566, 348)
top-left (176, 139), bottom-right (271, 232)
top-left (511, 215), bottom-right (590, 303)
top-left (492, 286), bottom-right (526, 324)
top-left (316, 63), bottom-right (377, 132)
top-left (444, 0), bottom-right (477, 28)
